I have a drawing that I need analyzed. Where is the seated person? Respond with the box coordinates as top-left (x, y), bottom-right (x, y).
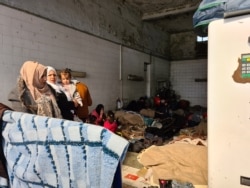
top-left (91, 104), bottom-right (105, 126)
top-left (104, 110), bottom-right (118, 133)
top-left (154, 99), bottom-right (169, 119)
top-left (86, 114), bottom-right (97, 124)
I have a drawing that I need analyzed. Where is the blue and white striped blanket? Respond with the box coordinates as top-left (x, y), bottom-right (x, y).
top-left (1, 110), bottom-right (129, 188)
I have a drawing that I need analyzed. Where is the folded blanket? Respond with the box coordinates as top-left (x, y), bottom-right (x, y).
top-left (137, 143), bottom-right (207, 185)
top-left (1, 110), bottom-right (129, 188)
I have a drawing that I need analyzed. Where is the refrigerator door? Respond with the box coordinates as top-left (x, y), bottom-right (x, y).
top-left (208, 15), bottom-right (250, 187)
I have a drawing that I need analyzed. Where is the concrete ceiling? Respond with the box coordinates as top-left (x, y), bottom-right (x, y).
top-left (124, 0), bottom-right (202, 33)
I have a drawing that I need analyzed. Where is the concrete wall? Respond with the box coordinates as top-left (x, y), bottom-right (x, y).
top-left (170, 31), bottom-right (197, 60)
top-left (0, 5), bottom-right (170, 111)
top-left (0, 0), bottom-right (208, 108)
top-left (0, 0), bottom-right (170, 58)
top-left (170, 59), bottom-right (207, 107)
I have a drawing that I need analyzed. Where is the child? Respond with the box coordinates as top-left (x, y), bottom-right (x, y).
top-left (86, 114), bottom-right (97, 125)
top-left (104, 110), bottom-right (117, 133)
top-left (58, 68), bottom-right (83, 116)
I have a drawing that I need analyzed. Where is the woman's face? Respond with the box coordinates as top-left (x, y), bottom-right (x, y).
top-left (39, 70), bottom-right (47, 87)
top-left (47, 70), bottom-right (57, 84)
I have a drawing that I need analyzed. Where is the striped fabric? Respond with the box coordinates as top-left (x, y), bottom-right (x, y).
top-left (1, 110), bottom-right (129, 188)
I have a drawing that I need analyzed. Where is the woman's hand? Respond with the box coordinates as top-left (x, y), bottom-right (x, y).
top-left (100, 109), bottom-right (104, 118)
top-left (73, 99), bottom-right (79, 107)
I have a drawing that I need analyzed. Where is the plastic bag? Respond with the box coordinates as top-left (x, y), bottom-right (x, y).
top-left (193, 0), bottom-right (250, 36)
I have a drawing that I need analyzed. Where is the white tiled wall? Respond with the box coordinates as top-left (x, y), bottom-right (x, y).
top-left (0, 5), bottom-right (170, 111)
top-left (121, 47), bottom-right (149, 103)
top-left (170, 59), bottom-right (207, 107)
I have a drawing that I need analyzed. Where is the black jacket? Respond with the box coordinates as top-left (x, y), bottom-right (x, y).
top-left (49, 85), bottom-right (75, 121)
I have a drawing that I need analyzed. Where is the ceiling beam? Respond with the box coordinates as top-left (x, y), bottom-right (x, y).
top-left (142, 3), bottom-right (199, 21)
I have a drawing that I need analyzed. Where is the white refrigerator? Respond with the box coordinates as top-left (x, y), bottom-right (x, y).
top-left (208, 14), bottom-right (250, 187)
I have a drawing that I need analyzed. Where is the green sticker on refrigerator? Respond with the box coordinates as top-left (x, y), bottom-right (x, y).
top-left (241, 54), bottom-right (250, 78)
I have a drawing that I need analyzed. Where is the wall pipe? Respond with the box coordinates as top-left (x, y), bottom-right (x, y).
top-left (119, 44), bottom-right (123, 100)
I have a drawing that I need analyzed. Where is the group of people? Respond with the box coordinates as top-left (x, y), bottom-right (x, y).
top-left (8, 61), bottom-right (91, 121)
top-left (88, 104), bottom-right (118, 133)
top-left (8, 60), bottom-right (117, 132)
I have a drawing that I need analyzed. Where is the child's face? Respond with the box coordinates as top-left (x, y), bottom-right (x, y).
top-left (107, 116), bottom-right (114, 123)
top-left (61, 75), bottom-right (70, 85)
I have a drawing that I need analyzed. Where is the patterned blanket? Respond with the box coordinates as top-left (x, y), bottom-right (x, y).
top-left (1, 110), bottom-right (129, 188)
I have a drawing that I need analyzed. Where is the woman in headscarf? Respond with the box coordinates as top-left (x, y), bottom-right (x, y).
top-left (8, 61), bottom-right (62, 118)
top-left (46, 66), bottom-right (78, 120)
